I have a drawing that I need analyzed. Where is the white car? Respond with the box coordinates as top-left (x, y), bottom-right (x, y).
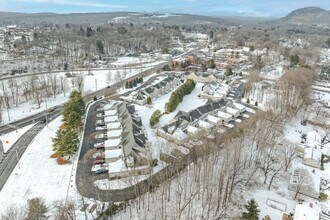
top-left (95, 126), bottom-right (105, 131)
top-left (95, 134), bottom-right (106, 139)
top-left (94, 142), bottom-right (104, 147)
top-left (96, 113), bottom-right (103, 118)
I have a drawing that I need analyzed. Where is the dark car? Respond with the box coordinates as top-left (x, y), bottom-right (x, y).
top-left (40, 119), bottom-right (46, 124)
top-left (94, 160), bottom-right (105, 165)
top-left (95, 169), bottom-right (107, 174)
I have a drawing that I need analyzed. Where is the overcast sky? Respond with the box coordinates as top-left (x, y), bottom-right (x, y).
top-left (0, 0), bottom-right (329, 17)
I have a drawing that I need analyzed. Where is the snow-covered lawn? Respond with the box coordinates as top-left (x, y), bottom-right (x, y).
top-left (0, 123), bottom-right (36, 152)
top-left (253, 190), bottom-right (298, 220)
top-left (135, 83), bottom-right (207, 157)
top-left (0, 116), bottom-right (80, 217)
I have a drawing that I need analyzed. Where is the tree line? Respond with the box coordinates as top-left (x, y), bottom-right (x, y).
top-left (165, 79), bottom-right (196, 113)
top-left (52, 90), bottom-right (85, 161)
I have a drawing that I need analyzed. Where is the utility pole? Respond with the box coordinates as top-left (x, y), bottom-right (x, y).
top-left (6, 107), bottom-right (10, 122)
top-left (95, 79), bottom-right (98, 91)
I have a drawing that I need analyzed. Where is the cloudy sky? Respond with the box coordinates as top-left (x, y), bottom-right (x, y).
top-left (0, 0), bottom-right (329, 17)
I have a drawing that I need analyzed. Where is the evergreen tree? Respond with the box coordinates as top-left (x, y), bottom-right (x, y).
top-left (242, 199), bottom-right (260, 220)
top-left (86, 27), bottom-right (93, 37)
top-left (225, 67), bottom-right (233, 76)
top-left (146, 97), bottom-right (152, 105)
top-left (255, 55), bottom-right (263, 70)
top-left (128, 81), bottom-right (133, 88)
top-left (125, 81), bottom-right (129, 89)
top-left (96, 40), bottom-right (104, 53)
top-left (326, 38), bottom-right (330, 48)
top-left (290, 54), bottom-right (300, 68)
top-left (26, 197), bottom-right (48, 220)
top-left (63, 90), bottom-right (85, 125)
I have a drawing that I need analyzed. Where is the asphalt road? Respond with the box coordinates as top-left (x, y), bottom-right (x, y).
top-left (0, 123), bottom-right (47, 191)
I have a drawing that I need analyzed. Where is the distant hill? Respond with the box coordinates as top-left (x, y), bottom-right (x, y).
top-left (278, 7), bottom-right (330, 25)
top-left (0, 11), bottom-right (225, 26)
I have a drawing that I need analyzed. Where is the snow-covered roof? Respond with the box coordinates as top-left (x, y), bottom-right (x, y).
top-left (172, 128), bottom-right (187, 140)
top-left (198, 120), bottom-right (213, 129)
top-left (103, 102), bottom-right (116, 111)
top-left (104, 116), bottom-right (119, 123)
top-left (107, 129), bottom-right (122, 138)
top-left (216, 111), bottom-right (232, 119)
top-left (104, 139), bottom-right (121, 148)
top-left (105, 149), bottom-right (124, 159)
top-left (304, 148), bottom-right (322, 162)
top-left (206, 115), bottom-right (220, 124)
top-left (106, 122), bottom-right (121, 130)
top-left (293, 203), bottom-right (320, 220)
top-left (306, 131), bottom-right (322, 148)
top-left (187, 125), bottom-right (198, 134)
top-left (108, 158), bottom-right (126, 173)
top-left (226, 107), bottom-right (240, 116)
top-left (290, 164), bottom-right (321, 193)
top-left (104, 110), bottom-right (118, 117)
top-left (232, 102), bottom-right (246, 112)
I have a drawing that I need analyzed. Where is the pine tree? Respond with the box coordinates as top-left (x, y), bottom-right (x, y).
top-left (125, 81), bottom-right (129, 89)
top-left (26, 197), bottom-right (48, 220)
top-left (146, 97), bottom-right (152, 105)
top-left (242, 199), bottom-right (260, 220)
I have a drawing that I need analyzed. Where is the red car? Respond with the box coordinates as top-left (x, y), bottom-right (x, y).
top-left (95, 156), bottom-right (104, 161)
top-left (94, 160), bottom-right (105, 165)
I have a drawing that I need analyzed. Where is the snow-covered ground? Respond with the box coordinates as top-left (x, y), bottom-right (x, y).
top-left (0, 116), bottom-right (97, 219)
top-left (135, 83), bottom-right (207, 158)
top-left (94, 175), bottom-right (148, 190)
top-left (0, 123), bottom-right (36, 152)
top-left (110, 57), bottom-right (156, 67)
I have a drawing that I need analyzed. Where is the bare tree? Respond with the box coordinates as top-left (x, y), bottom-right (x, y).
top-left (292, 167), bottom-right (313, 199)
top-left (282, 144), bottom-right (296, 172)
top-left (1, 206), bottom-right (26, 220)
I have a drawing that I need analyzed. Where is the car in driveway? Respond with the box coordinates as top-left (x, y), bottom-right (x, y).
top-left (94, 142), bottom-right (104, 147)
top-left (94, 156), bottom-right (104, 161)
top-left (96, 108), bottom-right (104, 112)
top-left (95, 169), bottom-right (108, 174)
top-left (93, 152), bottom-right (104, 159)
top-left (95, 134), bottom-right (106, 139)
top-left (95, 126), bottom-right (106, 131)
top-left (94, 144), bottom-right (105, 150)
top-left (96, 113), bottom-right (104, 118)
top-left (91, 164), bottom-right (108, 172)
top-left (95, 119), bottom-right (104, 126)
top-left (94, 159), bottom-right (105, 165)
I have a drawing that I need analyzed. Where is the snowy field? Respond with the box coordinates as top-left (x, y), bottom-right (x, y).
top-left (0, 123), bottom-right (36, 152)
top-left (0, 116), bottom-right (93, 218)
top-left (110, 57), bottom-right (156, 66)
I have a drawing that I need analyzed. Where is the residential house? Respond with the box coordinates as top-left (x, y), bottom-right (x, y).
top-left (104, 149), bottom-right (124, 163)
top-left (288, 165), bottom-right (321, 199)
top-left (225, 107), bottom-right (240, 118)
top-left (293, 202), bottom-right (321, 220)
top-left (303, 148), bottom-right (322, 169)
top-left (200, 81), bottom-right (229, 101)
top-left (216, 111), bottom-right (233, 124)
top-left (104, 139), bottom-right (121, 150)
top-left (306, 131), bottom-right (322, 148)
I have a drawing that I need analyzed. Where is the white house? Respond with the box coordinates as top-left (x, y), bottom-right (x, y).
top-left (104, 110), bottom-right (118, 117)
top-left (104, 116), bottom-right (120, 124)
top-left (104, 139), bottom-right (121, 150)
top-left (303, 148), bottom-right (322, 169)
top-left (226, 107), bottom-right (240, 118)
top-left (293, 202), bottom-right (321, 220)
top-left (216, 111), bottom-right (233, 123)
top-left (186, 125), bottom-right (199, 136)
top-left (306, 131), bottom-right (322, 148)
top-left (107, 129), bottom-right (122, 140)
top-left (206, 115), bottom-right (222, 125)
top-left (288, 165), bottom-right (321, 199)
top-left (104, 149), bottom-right (124, 163)
top-left (232, 102), bottom-right (246, 114)
top-left (106, 122), bottom-right (121, 131)
top-left (198, 120), bottom-right (214, 130)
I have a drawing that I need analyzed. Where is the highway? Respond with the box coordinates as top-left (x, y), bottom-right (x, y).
top-left (0, 119), bottom-right (59, 191)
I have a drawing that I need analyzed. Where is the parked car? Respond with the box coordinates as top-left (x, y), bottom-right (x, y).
top-left (95, 134), bottom-right (106, 139)
top-left (94, 160), bottom-right (105, 165)
top-left (95, 120), bottom-right (104, 126)
top-left (40, 119), bottom-right (46, 124)
top-left (94, 144), bottom-right (105, 150)
top-left (95, 156), bottom-right (104, 161)
top-left (91, 164), bottom-right (107, 172)
top-left (95, 126), bottom-right (105, 131)
top-left (96, 108), bottom-right (104, 112)
top-left (94, 142), bottom-right (104, 148)
top-left (96, 113), bottom-right (104, 118)
top-left (93, 152), bottom-right (104, 159)
top-left (95, 169), bottom-right (108, 174)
